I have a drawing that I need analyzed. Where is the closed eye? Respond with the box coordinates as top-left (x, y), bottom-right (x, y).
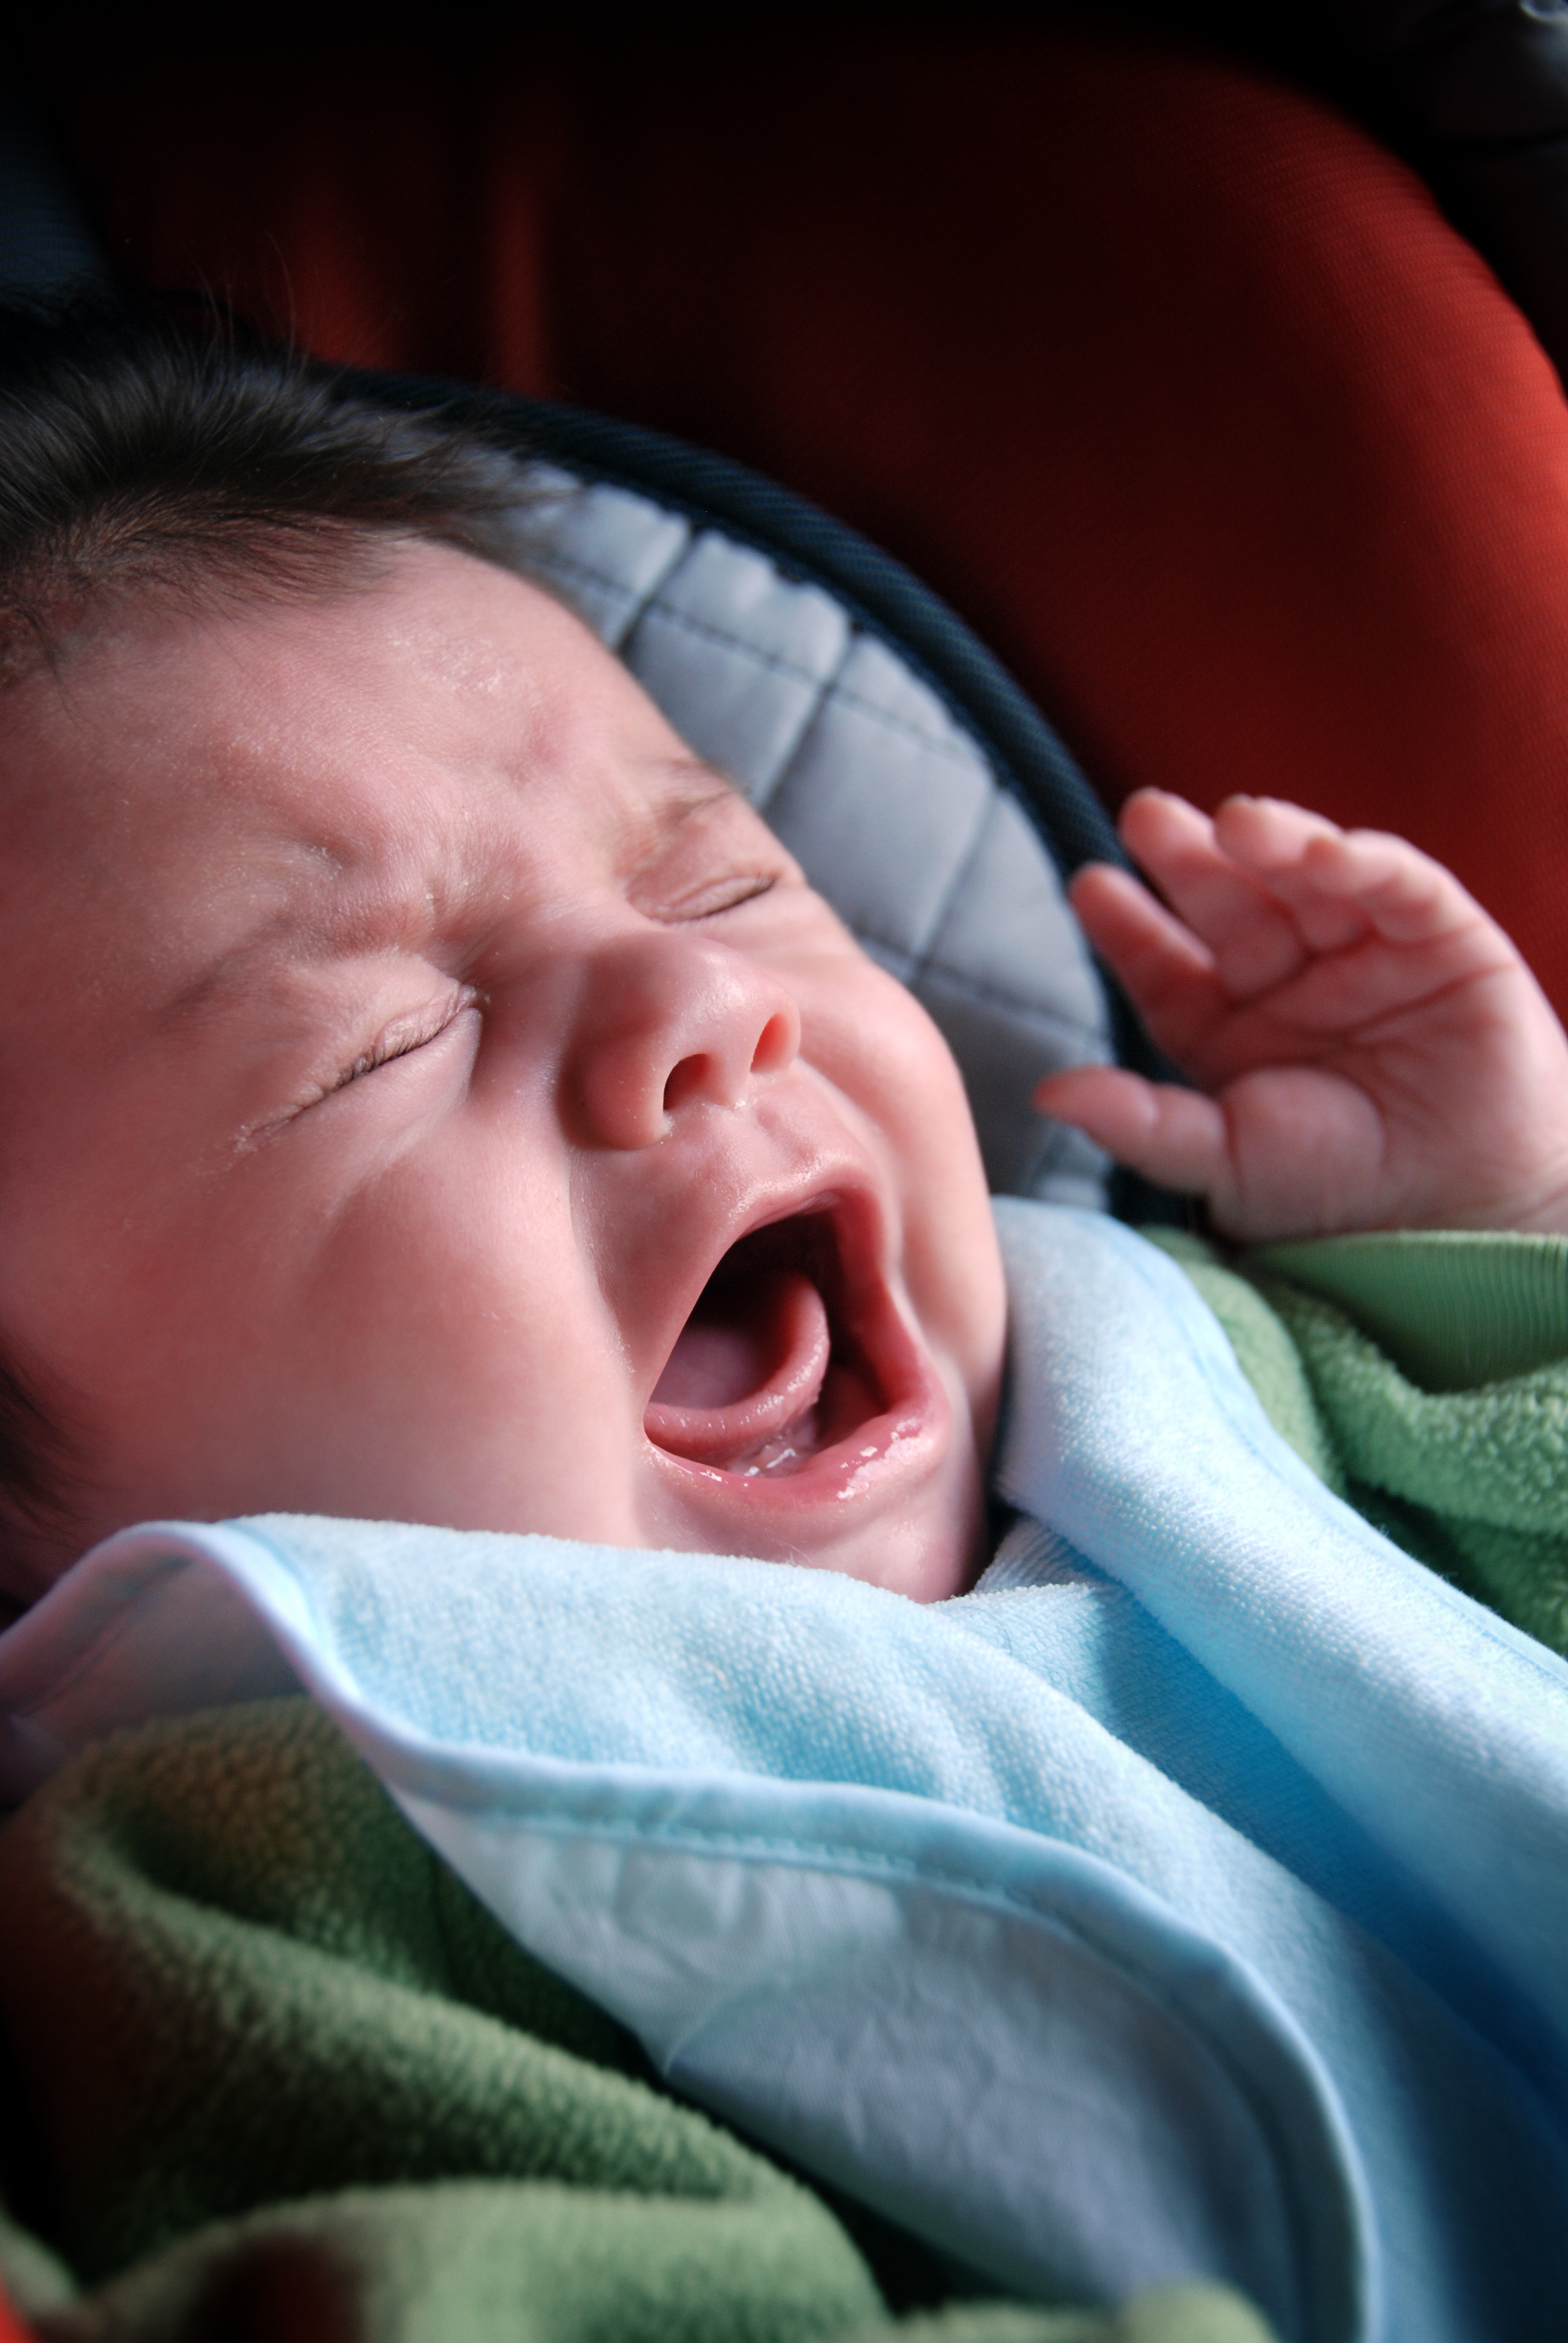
top-left (657, 873), bottom-right (780, 923)
top-left (325, 984), bottom-right (481, 1096)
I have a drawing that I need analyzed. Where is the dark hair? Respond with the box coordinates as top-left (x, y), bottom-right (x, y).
top-left (0, 298), bottom-right (534, 1590)
top-left (0, 295), bottom-right (532, 686)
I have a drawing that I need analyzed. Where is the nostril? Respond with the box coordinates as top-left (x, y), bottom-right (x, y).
top-left (751, 1012), bottom-right (795, 1076)
top-left (659, 1008), bottom-right (798, 1120)
top-left (662, 1054), bottom-right (711, 1115)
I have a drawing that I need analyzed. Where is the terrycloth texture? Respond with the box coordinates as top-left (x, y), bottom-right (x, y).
top-left (1151, 1229), bottom-right (1568, 1651)
top-left (0, 1700), bottom-right (1272, 2343)
top-left (1140, 1234), bottom-right (1344, 1492)
top-left (4, 1204), bottom-right (1568, 2342)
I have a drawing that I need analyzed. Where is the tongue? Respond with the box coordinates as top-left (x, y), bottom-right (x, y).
top-left (646, 1268), bottom-right (832, 1468)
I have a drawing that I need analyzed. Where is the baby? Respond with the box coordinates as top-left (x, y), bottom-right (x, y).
top-left (10, 301), bottom-right (1568, 2343)
top-left (1, 301), bottom-right (1567, 1625)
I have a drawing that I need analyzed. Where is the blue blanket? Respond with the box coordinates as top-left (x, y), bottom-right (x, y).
top-left (2, 1202), bottom-right (1567, 2343)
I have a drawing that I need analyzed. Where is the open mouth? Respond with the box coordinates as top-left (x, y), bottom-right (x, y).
top-left (644, 1210), bottom-right (898, 1480)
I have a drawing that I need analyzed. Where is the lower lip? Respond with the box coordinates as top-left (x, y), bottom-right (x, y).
top-left (653, 1392), bottom-right (946, 1513)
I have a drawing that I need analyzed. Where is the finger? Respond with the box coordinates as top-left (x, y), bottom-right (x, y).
top-left (1071, 859), bottom-right (1406, 1089)
top-left (1069, 862), bottom-right (1213, 986)
top-left (1215, 798), bottom-right (1488, 952)
top-left (1118, 790), bottom-right (1318, 995)
top-left (1067, 863), bottom-right (1237, 1067)
top-left (1034, 1064), bottom-right (1229, 1195)
top-left (1208, 798), bottom-right (1372, 952)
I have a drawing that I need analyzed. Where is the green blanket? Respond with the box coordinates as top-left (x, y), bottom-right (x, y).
top-left (0, 1701), bottom-right (1269, 2343)
top-left (1151, 1228), bottom-right (1568, 1654)
top-left (7, 1226), bottom-right (1568, 2343)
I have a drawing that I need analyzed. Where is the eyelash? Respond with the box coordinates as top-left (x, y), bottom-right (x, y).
top-left (318, 874), bottom-right (774, 1101)
top-left (328, 988), bottom-right (479, 1096)
top-left (665, 873), bottom-right (779, 922)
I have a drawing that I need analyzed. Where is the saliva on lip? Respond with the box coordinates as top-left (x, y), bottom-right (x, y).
top-left (734, 1407), bottom-right (821, 1476)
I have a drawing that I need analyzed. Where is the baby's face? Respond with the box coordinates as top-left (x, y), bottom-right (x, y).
top-left (0, 543), bottom-right (1007, 1602)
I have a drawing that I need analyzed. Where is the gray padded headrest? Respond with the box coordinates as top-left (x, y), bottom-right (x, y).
top-left (497, 467), bottom-right (1114, 1207)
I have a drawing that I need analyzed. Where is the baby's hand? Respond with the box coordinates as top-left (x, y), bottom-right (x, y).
top-left (1035, 790), bottom-right (1568, 1242)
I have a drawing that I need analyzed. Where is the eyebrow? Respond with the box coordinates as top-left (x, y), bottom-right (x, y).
top-left (644, 756), bottom-right (742, 823)
top-left (615, 755), bottom-right (751, 882)
top-left (160, 886), bottom-right (393, 1027)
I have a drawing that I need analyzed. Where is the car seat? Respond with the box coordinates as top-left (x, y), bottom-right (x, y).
top-left (40, 11), bottom-right (1568, 1026)
top-left (8, 14), bottom-right (1568, 2336)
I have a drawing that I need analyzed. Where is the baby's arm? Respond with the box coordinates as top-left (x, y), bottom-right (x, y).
top-left (1036, 790), bottom-right (1568, 1243)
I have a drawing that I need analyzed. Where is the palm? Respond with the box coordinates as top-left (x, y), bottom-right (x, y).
top-left (1036, 793), bottom-right (1568, 1243)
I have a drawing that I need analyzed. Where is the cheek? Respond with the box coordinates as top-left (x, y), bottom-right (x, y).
top-left (808, 971), bottom-right (1007, 1389)
top-left (277, 1254), bottom-right (656, 1546)
top-left (4, 1113), bottom-right (650, 1544)
top-left (220, 1150), bottom-right (642, 1515)
top-left (815, 963), bottom-right (988, 1199)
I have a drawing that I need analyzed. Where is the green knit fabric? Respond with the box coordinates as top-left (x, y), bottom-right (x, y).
top-left (0, 1700), bottom-right (1275, 2343)
top-left (1145, 1228), bottom-right (1568, 1654)
top-left (1252, 1230), bottom-right (1568, 1391)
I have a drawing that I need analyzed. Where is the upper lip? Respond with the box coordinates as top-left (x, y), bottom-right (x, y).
top-left (645, 1178), bottom-right (874, 1392)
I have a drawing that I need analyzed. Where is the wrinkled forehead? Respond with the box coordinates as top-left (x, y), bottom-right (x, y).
top-left (0, 543), bottom-right (727, 975)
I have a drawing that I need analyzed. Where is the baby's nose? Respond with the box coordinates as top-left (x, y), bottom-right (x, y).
top-left (566, 931), bottom-right (801, 1149)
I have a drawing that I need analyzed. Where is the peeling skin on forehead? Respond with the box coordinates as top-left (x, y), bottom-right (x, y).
top-left (1, 556), bottom-right (722, 975)
top-left (0, 542), bottom-right (1007, 1600)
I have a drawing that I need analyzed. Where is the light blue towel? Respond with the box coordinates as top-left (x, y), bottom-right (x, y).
top-left (2, 1201), bottom-right (1567, 2343)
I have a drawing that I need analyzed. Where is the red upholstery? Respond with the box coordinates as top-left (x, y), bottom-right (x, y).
top-left (62, 24), bottom-right (1568, 1015)
top-left (0, 2286), bottom-right (33, 2343)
